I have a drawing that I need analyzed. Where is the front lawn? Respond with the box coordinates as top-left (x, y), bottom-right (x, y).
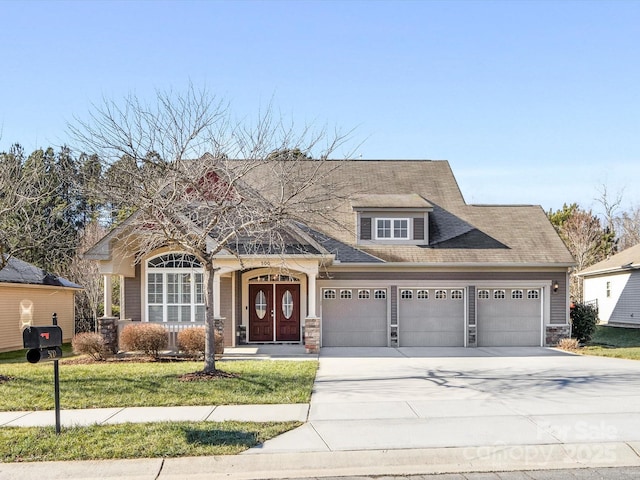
top-left (0, 359), bottom-right (317, 410)
top-left (582, 325), bottom-right (640, 360)
top-left (0, 421), bottom-right (300, 462)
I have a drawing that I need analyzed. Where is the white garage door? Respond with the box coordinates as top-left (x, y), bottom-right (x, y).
top-left (398, 288), bottom-right (465, 346)
top-left (477, 288), bottom-right (542, 347)
top-left (321, 288), bottom-right (387, 347)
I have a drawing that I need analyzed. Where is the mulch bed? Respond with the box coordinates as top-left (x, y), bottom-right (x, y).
top-left (0, 375), bottom-right (14, 384)
top-left (178, 370), bottom-right (238, 382)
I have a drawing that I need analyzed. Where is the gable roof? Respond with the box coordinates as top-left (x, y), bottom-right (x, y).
top-left (252, 159), bottom-right (574, 266)
top-left (86, 158), bottom-right (574, 268)
top-left (577, 243), bottom-right (640, 277)
top-left (0, 256), bottom-right (82, 289)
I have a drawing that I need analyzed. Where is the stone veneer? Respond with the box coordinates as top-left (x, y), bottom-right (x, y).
top-left (546, 324), bottom-right (571, 346)
top-left (304, 317), bottom-right (320, 354)
top-left (98, 316), bottom-right (119, 354)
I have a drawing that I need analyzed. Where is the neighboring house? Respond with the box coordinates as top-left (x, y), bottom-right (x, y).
top-left (0, 255), bottom-right (81, 352)
top-left (85, 159), bottom-right (574, 350)
top-left (577, 243), bottom-right (640, 327)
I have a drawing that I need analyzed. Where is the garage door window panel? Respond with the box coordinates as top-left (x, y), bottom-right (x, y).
top-left (451, 289), bottom-right (463, 300)
top-left (512, 289), bottom-right (523, 299)
top-left (374, 290), bottom-right (387, 299)
top-left (358, 289), bottom-right (370, 299)
top-left (340, 289), bottom-right (352, 299)
top-left (494, 290), bottom-right (505, 299)
top-left (435, 290), bottom-right (447, 299)
top-left (400, 289), bottom-right (413, 299)
top-left (323, 289), bottom-right (336, 299)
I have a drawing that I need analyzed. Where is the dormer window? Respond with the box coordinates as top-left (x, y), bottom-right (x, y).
top-left (352, 193), bottom-right (432, 246)
top-left (376, 218), bottom-right (409, 240)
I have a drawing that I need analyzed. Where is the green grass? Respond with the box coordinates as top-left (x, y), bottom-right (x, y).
top-left (0, 360), bottom-right (317, 410)
top-left (0, 421), bottom-right (301, 462)
top-left (581, 325), bottom-right (640, 360)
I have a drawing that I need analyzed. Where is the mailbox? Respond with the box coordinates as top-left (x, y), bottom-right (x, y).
top-left (23, 326), bottom-right (63, 363)
top-left (23, 326), bottom-right (63, 349)
top-left (26, 346), bottom-right (63, 364)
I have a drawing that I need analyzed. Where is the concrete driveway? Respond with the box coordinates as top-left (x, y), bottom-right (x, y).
top-left (248, 347), bottom-right (640, 454)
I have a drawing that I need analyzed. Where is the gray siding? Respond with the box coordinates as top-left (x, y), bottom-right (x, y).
top-left (220, 277), bottom-right (233, 345)
top-left (390, 285), bottom-right (398, 326)
top-left (610, 271), bottom-right (640, 325)
top-left (550, 277), bottom-right (568, 325)
top-left (124, 264), bottom-right (141, 322)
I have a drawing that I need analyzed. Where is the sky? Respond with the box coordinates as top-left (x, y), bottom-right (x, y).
top-left (1, 0), bottom-right (639, 214)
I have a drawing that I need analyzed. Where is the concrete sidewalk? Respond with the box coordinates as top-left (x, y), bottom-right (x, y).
top-left (0, 404), bottom-right (309, 428)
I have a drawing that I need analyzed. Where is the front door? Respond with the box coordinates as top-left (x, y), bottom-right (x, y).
top-left (275, 284), bottom-right (300, 341)
top-left (248, 283), bottom-right (301, 342)
top-left (249, 284), bottom-right (273, 342)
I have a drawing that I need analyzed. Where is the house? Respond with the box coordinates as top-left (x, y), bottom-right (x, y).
top-left (85, 159), bottom-right (574, 351)
top-left (0, 255), bottom-right (81, 352)
top-left (577, 243), bottom-right (640, 327)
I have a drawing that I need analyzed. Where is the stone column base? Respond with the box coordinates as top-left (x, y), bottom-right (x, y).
top-left (546, 324), bottom-right (571, 346)
top-left (98, 316), bottom-right (119, 354)
top-left (304, 317), bottom-right (320, 354)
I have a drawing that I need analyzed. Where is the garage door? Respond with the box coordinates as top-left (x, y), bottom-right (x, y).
top-left (477, 288), bottom-right (542, 347)
top-left (398, 288), bottom-right (465, 346)
top-left (321, 288), bottom-right (387, 347)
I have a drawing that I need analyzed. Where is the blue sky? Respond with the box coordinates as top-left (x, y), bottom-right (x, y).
top-left (1, 0), bottom-right (639, 213)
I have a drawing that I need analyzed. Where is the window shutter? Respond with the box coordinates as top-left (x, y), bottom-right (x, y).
top-left (413, 217), bottom-right (425, 240)
top-left (360, 217), bottom-right (372, 240)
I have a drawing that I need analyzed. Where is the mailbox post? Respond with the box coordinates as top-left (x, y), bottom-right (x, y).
top-left (22, 313), bottom-right (62, 434)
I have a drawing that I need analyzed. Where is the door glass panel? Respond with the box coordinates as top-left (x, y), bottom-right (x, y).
top-left (255, 290), bottom-right (267, 319)
top-left (282, 290), bottom-right (294, 319)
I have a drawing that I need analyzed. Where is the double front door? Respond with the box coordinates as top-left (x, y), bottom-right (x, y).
top-left (249, 283), bottom-right (300, 342)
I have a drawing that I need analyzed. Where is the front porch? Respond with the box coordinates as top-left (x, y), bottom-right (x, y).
top-left (100, 252), bottom-right (326, 354)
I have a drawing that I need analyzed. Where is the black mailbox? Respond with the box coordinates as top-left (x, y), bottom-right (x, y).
top-left (23, 326), bottom-right (63, 349)
top-left (26, 346), bottom-right (63, 364)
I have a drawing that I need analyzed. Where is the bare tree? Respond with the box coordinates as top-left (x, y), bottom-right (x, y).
top-left (67, 220), bottom-right (106, 333)
top-left (560, 209), bottom-right (611, 300)
top-left (617, 206), bottom-right (640, 250)
top-left (70, 85), bottom-right (353, 373)
top-left (595, 184), bottom-right (623, 235)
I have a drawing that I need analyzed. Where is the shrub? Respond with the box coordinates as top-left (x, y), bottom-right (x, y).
top-left (120, 323), bottom-right (168, 358)
top-left (557, 337), bottom-right (580, 352)
top-left (72, 333), bottom-right (107, 360)
top-left (177, 327), bottom-right (224, 358)
top-left (570, 302), bottom-right (599, 343)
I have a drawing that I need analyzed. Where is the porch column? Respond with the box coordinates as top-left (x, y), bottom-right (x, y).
top-left (213, 271), bottom-right (222, 318)
top-left (307, 271), bottom-right (318, 318)
top-left (103, 275), bottom-right (113, 317)
top-left (305, 268), bottom-right (320, 354)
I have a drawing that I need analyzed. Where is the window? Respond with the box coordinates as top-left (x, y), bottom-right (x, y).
top-left (340, 289), bottom-right (352, 299)
top-left (494, 290), bottom-right (505, 299)
top-left (376, 218), bottom-right (409, 239)
top-left (435, 290), bottom-right (447, 299)
top-left (478, 290), bottom-right (490, 299)
top-left (358, 289), bottom-right (370, 299)
top-left (417, 289), bottom-right (429, 299)
top-left (147, 253), bottom-right (204, 323)
top-left (451, 289), bottom-right (463, 299)
top-left (400, 289), bottom-right (413, 299)
top-left (606, 282), bottom-right (611, 298)
top-left (527, 289), bottom-right (539, 299)
top-left (323, 289), bottom-right (336, 299)
top-left (512, 289), bottom-right (523, 299)
top-left (374, 289), bottom-right (386, 299)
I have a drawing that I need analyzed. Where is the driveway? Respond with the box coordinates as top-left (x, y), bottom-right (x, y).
top-left (248, 347), bottom-right (640, 453)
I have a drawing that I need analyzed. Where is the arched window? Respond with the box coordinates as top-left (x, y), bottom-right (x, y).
top-left (147, 253), bottom-right (205, 323)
